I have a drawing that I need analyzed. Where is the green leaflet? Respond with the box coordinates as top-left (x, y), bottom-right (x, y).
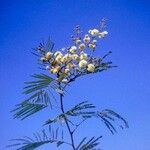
top-left (7, 127), bottom-right (66, 150)
top-left (44, 101), bottom-right (128, 136)
top-left (12, 100), bottom-right (47, 120)
top-left (97, 109), bottom-right (129, 134)
top-left (44, 101), bottom-right (96, 125)
top-left (76, 136), bottom-right (102, 150)
top-left (12, 74), bottom-right (55, 120)
top-left (23, 74), bottom-right (55, 94)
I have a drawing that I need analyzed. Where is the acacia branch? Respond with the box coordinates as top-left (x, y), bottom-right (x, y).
top-left (59, 92), bottom-right (76, 150)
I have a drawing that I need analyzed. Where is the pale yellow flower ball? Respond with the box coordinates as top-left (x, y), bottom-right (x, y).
top-left (79, 43), bottom-right (86, 50)
top-left (102, 31), bottom-right (108, 35)
top-left (92, 40), bottom-right (97, 44)
top-left (80, 52), bottom-right (88, 60)
top-left (54, 51), bottom-right (63, 57)
top-left (83, 34), bottom-right (90, 43)
top-left (55, 54), bottom-right (63, 62)
top-left (51, 60), bottom-right (58, 66)
top-left (67, 63), bottom-right (76, 69)
top-left (61, 79), bottom-right (68, 84)
top-left (75, 39), bottom-right (81, 44)
top-left (61, 54), bottom-right (69, 63)
top-left (98, 31), bottom-right (108, 38)
top-left (51, 66), bottom-right (61, 74)
top-left (72, 54), bottom-right (80, 61)
top-left (61, 54), bottom-right (71, 63)
top-left (45, 52), bottom-right (53, 60)
top-left (79, 60), bottom-right (87, 68)
top-left (61, 57), bottom-right (66, 63)
top-left (85, 34), bottom-right (89, 38)
top-left (64, 68), bottom-right (70, 74)
top-left (68, 54), bottom-right (73, 61)
top-left (69, 46), bottom-right (77, 54)
top-left (71, 46), bottom-right (77, 51)
top-left (87, 64), bottom-right (95, 72)
top-left (89, 29), bottom-right (99, 36)
top-left (83, 37), bottom-right (90, 43)
top-left (89, 44), bottom-right (96, 49)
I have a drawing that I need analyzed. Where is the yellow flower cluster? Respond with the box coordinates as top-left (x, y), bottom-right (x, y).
top-left (40, 26), bottom-right (108, 83)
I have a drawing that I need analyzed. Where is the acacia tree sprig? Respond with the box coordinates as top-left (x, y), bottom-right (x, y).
top-left (9, 19), bottom-right (128, 150)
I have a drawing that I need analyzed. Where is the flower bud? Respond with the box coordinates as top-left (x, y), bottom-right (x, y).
top-left (87, 64), bottom-right (95, 72)
top-left (89, 29), bottom-right (99, 36)
top-left (83, 34), bottom-right (90, 43)
top-left (79, 60), bottom-right (87, 68)
top-left (67, 63), bottom-right (76, 69)
top-left (51, 60), bottom-right (57, 66)
top-left (54, 51), bottom-right (63, 57)
top-left (61, 79), bottom-right (68, 84)
top-left (64, 68), bottom-right (70, 74)
top-left (89, 44), bottom-right (96, 49)
top-left (75, 39), bottom-right (81, 44)
top-left (72, 54), bottom-right (80, 61)
top-left (80, 52), bottom-right (88, 60)
top-left (92, 40), bottom-right (97, 44)
top-left (51, 66), bottom-right (61, 74)
top-left (79, 43), bottom-right (86, 50)
top-left (69, 46), bottom-right (77, 54)
top-left (45, 52), bottom-right (53, 60)
top-left (55, 55), bottom-right (63, 62)
top-left (98, 31), bottom-right (108, 38)
top-left (63, 54), bottom-right (72, 62)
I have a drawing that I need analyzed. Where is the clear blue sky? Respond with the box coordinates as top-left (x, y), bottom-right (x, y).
top-left (0, 0), bottom-right (150, 149)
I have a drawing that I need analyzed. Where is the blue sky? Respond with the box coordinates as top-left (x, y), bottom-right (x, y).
top-left (0, 0), bottom-right (150, 149)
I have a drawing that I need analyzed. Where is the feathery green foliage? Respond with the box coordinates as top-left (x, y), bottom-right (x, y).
top-left (12, 100), bottom-right (48, 120)
top-left (7, 126), bottom-right (67, 150)
top-left (44, 101), bottom-right (96, 125)
top-left (76, 136), bottom-right (102, 150)
top-left (44, 101), bottom-right (128, 135)
top-left (23, 74), bottom-right (55, 94)
top-left (97, 109), bottom-right (129, 134)
top-left (11, 74), bottom-right (55, 120)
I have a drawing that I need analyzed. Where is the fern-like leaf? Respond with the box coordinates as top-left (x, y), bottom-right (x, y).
top-left (23, 73), bottom-right (55, 94)
top-left (76, 136), bottom-right (102, 150)
top-left (12, 100), bottom-right (47, 120)
top-left (7, 126), bottom-right (68, 150)
top-left (97, 109), bottom-right (129, 134)
top-left (44, 101), bottom-right (96, 125)
top-left (12, 74), bottom-right (56, 120)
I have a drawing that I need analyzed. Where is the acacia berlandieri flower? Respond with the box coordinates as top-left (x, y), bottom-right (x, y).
top-left (39, 21), bottom-right (108, 83)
